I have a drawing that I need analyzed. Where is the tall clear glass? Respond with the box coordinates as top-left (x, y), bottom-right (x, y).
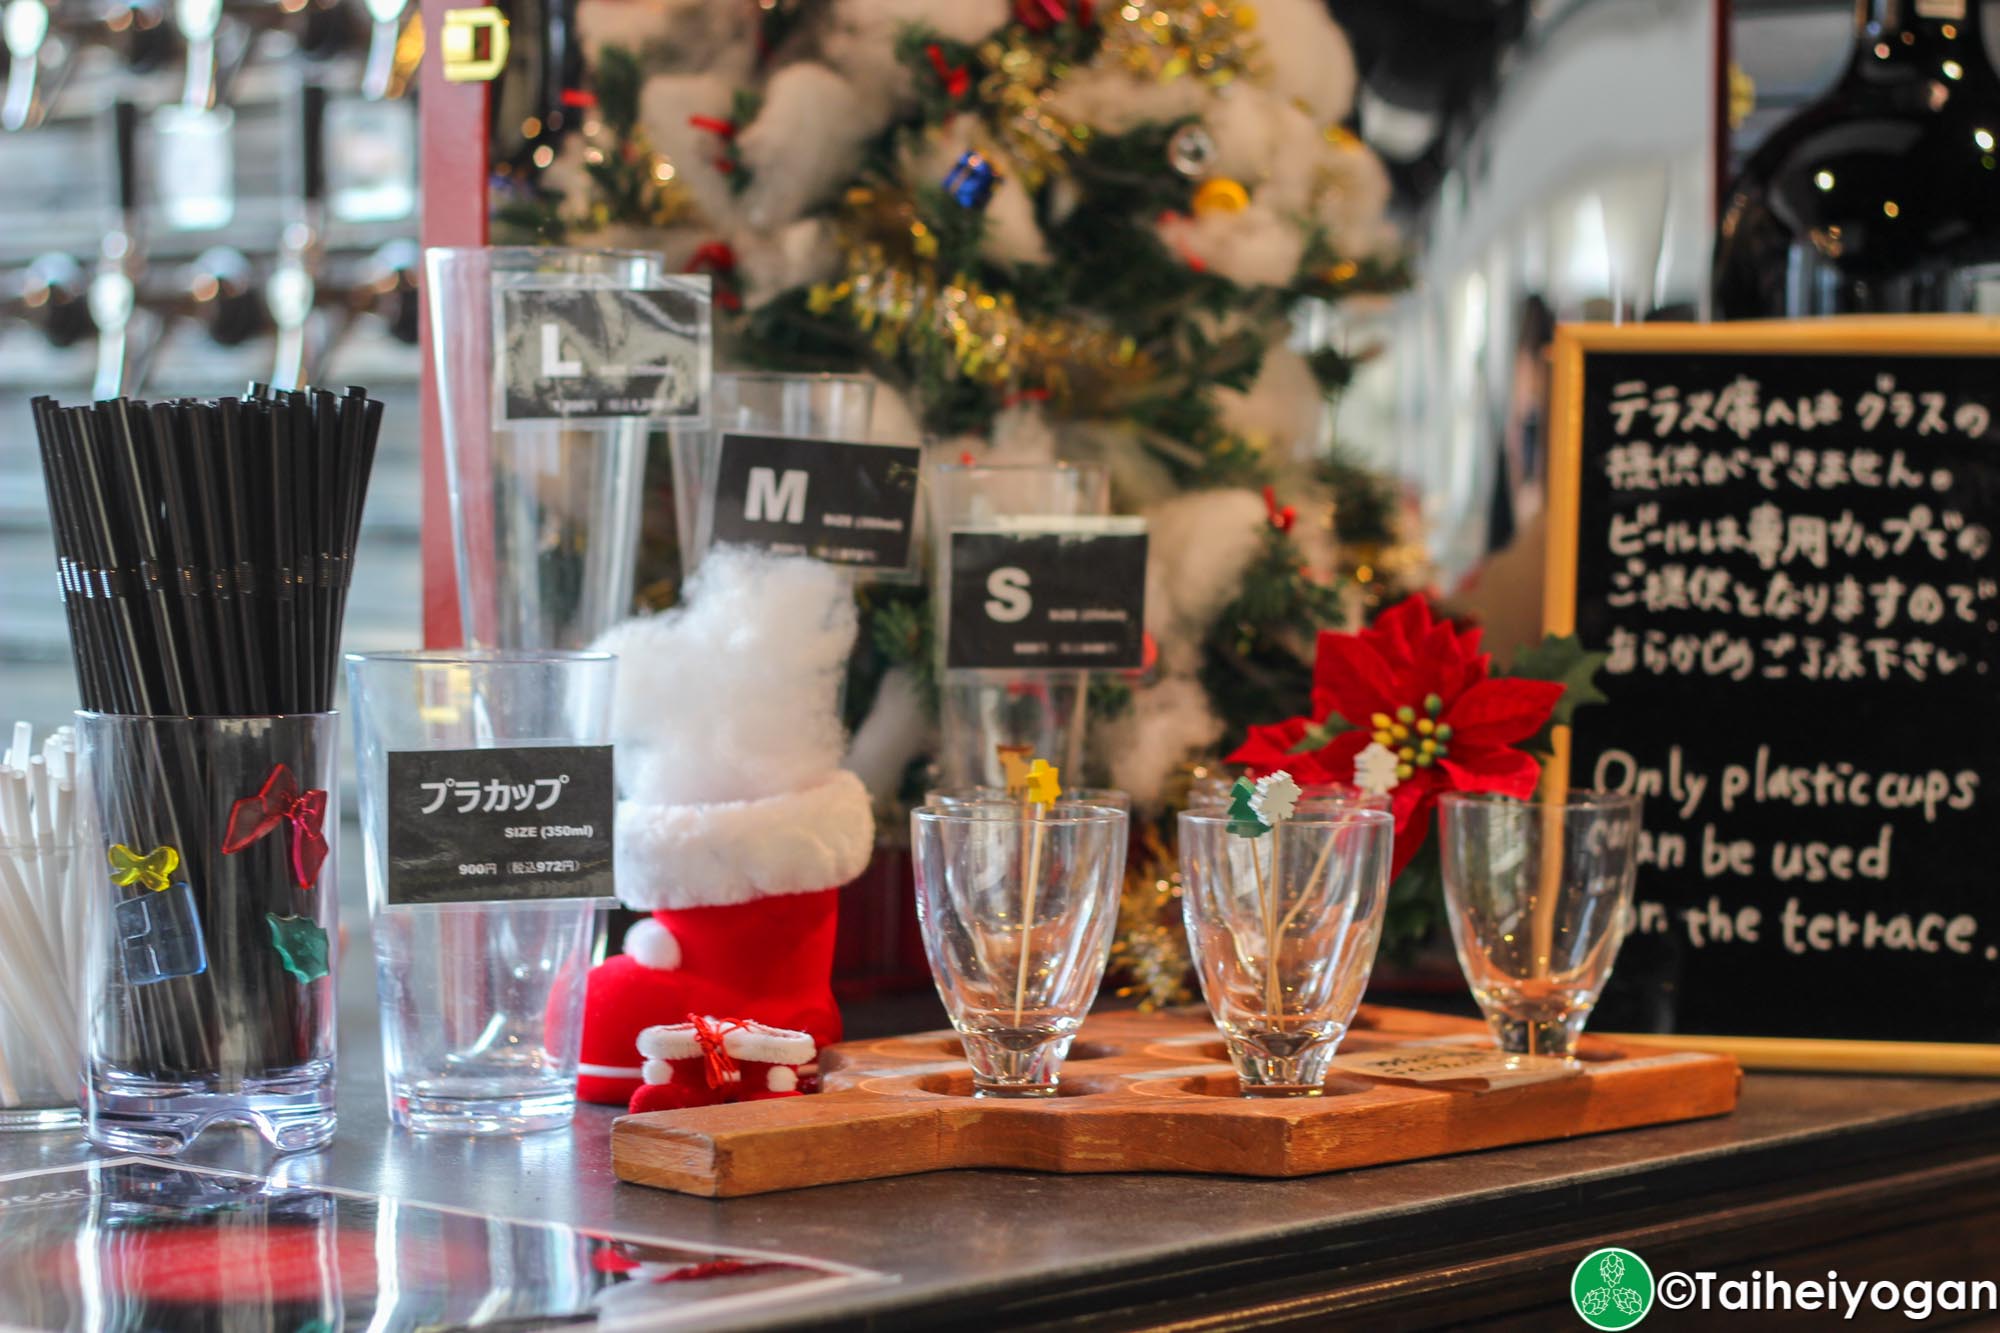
top-left (426, 246), bottom-right (670, 651)
top-left (668, 371), bottom-right (877, 571)
top-left (347, 651), bottom-right (615, 1133)
top-left (1178, 808), bottom-right (1395, 1095)
top-left (928, 462), bottom-right (1110, 787)
top-left (911, 802), bottom-right (1126, 1096)
top-left (74, 712), bottom-right (340, 1153)
top-left (1438, 790), bottom-right (1642, 1058)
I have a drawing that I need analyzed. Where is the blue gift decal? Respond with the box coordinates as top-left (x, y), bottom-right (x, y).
top-left (114, 883), bottom-right (208, 985)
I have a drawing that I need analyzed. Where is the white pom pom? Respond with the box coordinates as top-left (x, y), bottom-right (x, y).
top-left (641, 1059), bottom-right (673, 1086)
top-left (623, 918), bottom-right (681, 971)
top-left (765, 1066), bottom-right (798, 1093)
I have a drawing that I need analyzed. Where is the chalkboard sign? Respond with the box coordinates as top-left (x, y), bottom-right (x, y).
top-left (1545, 318), bottom-right (2000, 1072)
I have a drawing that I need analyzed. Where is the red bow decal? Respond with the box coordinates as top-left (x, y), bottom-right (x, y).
top-left (925, 43), bottom-right (970, 99)
top-left (688, 1014), bottom-right (749, 1090)
top-left (222, 763), bottom-right (329, 891)
top-left (1263, 484), bottom-right (1298, 534)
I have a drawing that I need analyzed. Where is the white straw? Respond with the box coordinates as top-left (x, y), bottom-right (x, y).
top-left (0, 722), bottom-right (85, 1106)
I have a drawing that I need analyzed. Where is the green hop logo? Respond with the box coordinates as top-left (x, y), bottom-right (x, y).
top-left (1570, 1247), bottom-right (1653, 1329)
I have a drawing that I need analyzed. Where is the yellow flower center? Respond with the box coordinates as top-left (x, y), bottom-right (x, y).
top-left (1367, 696), bottom-right (1453, 780)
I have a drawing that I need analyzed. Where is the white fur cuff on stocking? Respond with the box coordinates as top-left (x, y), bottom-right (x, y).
top-left (615, 769), bottom-right (875, 909)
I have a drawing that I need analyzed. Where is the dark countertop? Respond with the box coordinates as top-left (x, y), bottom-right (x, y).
top-left (7, 941), bottom-right (2000, 1331)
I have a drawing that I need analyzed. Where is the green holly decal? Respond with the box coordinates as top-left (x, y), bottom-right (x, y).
top-left (267, 913), bottom-right (330, 984)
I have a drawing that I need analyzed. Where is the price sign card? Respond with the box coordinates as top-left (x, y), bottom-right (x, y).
top-left (496, 278), bottom-right (709, 425)
top-left (708, 432), bottom-right (922, 572)
top-left (1548, 318), bottom-right (2000, 1063)
top-left (384, 745), bottom-right (614, 906)
top-left (945, 519), bottom-right (1148, 670)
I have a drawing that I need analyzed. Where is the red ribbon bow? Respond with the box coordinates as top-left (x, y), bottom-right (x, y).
top-left (1015, 0), bottom-right (1092, 30)
top-left (687, 1014), bottom-right (749, 1090)
top-left (684, 242), bottom-right (742, 312)
top-left (925, 43), bottom-right (970, 99)
top-left (1263, 485), bottom-right (1298, 534)
top-left (222, 763), bottom-right (329, 891)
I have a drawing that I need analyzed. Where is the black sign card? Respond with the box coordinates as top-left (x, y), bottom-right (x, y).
top-left (1547, 320), bottom-right (2000, 1063)
top-left (946, 526), bottom-right (1148, 670)
top-left (385, 745), bottom-right (615, 906)
top-left (708, 432), bottom-right (922, 570)
top-left (497, 284), bottom-right (707, 424)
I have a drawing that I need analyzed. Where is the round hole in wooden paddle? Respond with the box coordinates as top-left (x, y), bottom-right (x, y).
top-left (911, 1070), bottom-right (979, 1098)
top-left (1065, 1041), bottom-right (1119, 1061)
top-left (1053, 1075), bottom-right (1123, 1098)
top-left (1146, 1072), bottom-right (1373, 1099)
top-left (1572, 1041), bottom-right (1625, 1063)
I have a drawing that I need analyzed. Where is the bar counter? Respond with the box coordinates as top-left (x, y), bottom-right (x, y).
top-left (6, 957), bottom-right (2000, 1331)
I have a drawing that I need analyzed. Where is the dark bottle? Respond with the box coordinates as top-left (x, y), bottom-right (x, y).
top-left (1713, 0), bottom-right (2000, 317)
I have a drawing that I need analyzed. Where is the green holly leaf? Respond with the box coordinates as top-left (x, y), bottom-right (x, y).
top-left (1225, 777), bottom-right (1270, 839)
top-left (1288, 713), bottom-right (1356, 754)
top-left (1503, 633), bottom-right (1608, 729)
top-left (267, 913), bottom-right (330, 985)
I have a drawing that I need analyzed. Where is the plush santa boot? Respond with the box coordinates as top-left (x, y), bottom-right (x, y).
top-left (626, 1017), bottom-right (817, 1115)
top-left (576, 780), bottom-right (867, 1104)
top-left (575, 548), bottom-right (875, 1106)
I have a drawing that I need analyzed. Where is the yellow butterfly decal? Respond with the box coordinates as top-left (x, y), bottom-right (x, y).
top-left (108, 844), bottom-right (180, 893)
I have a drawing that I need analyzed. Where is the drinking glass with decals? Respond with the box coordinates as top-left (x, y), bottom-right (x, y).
top-left (1178, 776), bottom-right (1396, 1095)
top-left (1438, 790), bottom-right (1641, 1059)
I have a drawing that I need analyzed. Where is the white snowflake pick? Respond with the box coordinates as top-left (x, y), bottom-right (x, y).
top-left (1354, 742), bottom-right (1401, 797)
top-left (1250, 772), bottom-right (1301, 825)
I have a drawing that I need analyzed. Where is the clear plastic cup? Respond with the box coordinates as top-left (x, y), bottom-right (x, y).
top-left (911, 801), bottom-right (1126, 1096)
top-left (927, 462), bottom-right (1110, 788)
top-left (668, 371), bottom-right (877, 572)
top-left (1178, 807), bottom-right (1395, 1095)
top-left (346, 650), bottom-right (615, 1133)
top-left (425, 246), bottom-right (675, 651)
top-left (1438, 790), bottom-right (1642, 1058)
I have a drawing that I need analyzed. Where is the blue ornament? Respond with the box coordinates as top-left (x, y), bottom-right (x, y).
top-left (942, 151), bottom-right (1000, 209)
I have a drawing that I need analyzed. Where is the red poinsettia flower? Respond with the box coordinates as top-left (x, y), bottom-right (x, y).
top-left (1229, 595), bottom-right (1564, 878)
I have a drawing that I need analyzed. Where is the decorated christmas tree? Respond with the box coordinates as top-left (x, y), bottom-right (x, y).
top-left (504, 0), bottom-right (1425, 998)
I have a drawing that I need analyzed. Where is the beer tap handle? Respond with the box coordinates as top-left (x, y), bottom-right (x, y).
top-left (3, 0), bottom-right (53, 130)
top-left (358, 0), bottom-right (410, 100)
top-left (90, 100), bottom-right (153, 399)
top-left (174, 0), bottom-right (221, 107)
top-left (268, 81), bottom-right (326, 389)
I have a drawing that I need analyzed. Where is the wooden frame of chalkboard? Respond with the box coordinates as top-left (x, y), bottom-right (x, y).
top-left (1545, 317), bottom-right (2000, 1075)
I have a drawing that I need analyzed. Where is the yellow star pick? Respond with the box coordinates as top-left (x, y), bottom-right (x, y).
top-left (1025, 759), bottom-right (1062, 808)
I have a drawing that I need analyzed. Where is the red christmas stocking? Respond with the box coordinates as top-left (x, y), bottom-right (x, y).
top-left (575, 770), bottom-right (872, 1106)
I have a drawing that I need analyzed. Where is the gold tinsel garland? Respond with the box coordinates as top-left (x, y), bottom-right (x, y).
top-left (1099, 0), bottom-right (1266, 87)
top-left (807, 187), bottom-right (1153, 411)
